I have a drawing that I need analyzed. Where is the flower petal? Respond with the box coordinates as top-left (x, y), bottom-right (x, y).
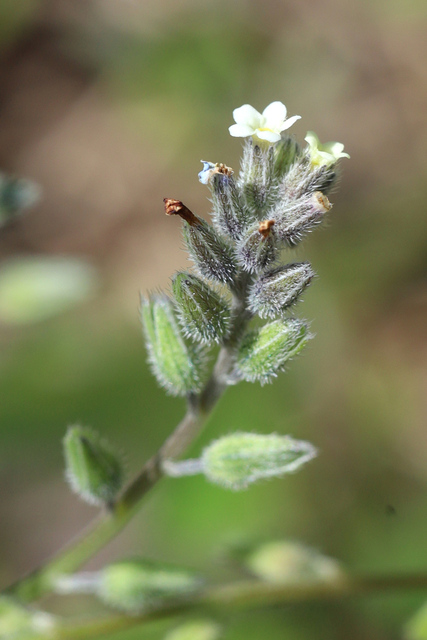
top-left (229, 124), bottom-right (255, 138)
top-left (279, 115), bottom-right (301, 132)
top-left (255, 129), bottom-right (281, 143)
top-left (304, 131), bottom-right (319, 148)
top-left (262, 101), bottom-right (287, 126)
top-left (233, 104), bottom-right (262, 129)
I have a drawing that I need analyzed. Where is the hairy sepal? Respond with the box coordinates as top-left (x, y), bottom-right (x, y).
top-left (183, 220), bottom-right (237, 285)
top-left (202, 432), bottom-right (317, 490)
top-left (141, 294), bottom-right (205, 396)
top-left (235, 318), bottom-right (312, 384)
top-left (64, 426), bottom-right (124, 507)
top-left (172, 271), bottom-right (231, 345)
top-left (249, 262), bottom-right (315, 319)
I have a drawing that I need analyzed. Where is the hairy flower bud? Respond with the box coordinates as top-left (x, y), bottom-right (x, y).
top-left (238, 140), bottom-right (279, 216)
top-left (283, 158), bottom-right (337, 200)
top-left (165, 198), bottom-right (237, 284)
top-left (141, 295), bottom-right (204, 396)
top-left (201, 432), bottom-right (317, 490)
top-left (274, 136), bottom-right (301, 178)
top-left (64, 426), bottom-right (124, 507)
top-left (236, 220), bottom-right (278, 273)
top-left (210, 172), bottom-right (253, 241)
top-left (246, 541), bottom-right (344, 585)
top-left (249, 262), bottom-right (315, 318)
top-left (172, 272), bottom-right (231, 344)
top-left (235, 318), bottom-right (311, 384)
top-left (273, 192), bottom-right (332, 247)
top-left (98, 560), bottom-right (200, 613)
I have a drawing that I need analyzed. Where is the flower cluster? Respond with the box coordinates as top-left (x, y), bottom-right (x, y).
top-left (140, 100), bottom-right (348, 398)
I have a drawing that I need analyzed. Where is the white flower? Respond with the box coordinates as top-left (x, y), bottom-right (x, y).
top-left (229, 101), bottom-right (301, 144)
top-left (305, 131), bottom-right (350, 166)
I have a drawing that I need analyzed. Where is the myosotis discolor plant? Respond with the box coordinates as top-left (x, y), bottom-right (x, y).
top-left (3, 101), bottom-right (427, 640)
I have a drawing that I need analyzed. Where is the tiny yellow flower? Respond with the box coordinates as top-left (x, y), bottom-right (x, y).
top-left (305, 131), bottom-right (350, 166)
top-left (229, 101), bottom-right (301, 144)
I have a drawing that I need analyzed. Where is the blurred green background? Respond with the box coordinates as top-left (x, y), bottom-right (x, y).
top-left (1, 0), bottom-right (427, 638)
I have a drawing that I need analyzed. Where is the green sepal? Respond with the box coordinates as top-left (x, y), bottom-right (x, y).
top-left (238, 140), bottom-right (279, 217)
top-left (210, 172), bottom-right (254, 241)
top-left (202, 432), bottom-right (317, 491)
top-left (64, 426), bottom-right (124, 507)
top-left (235, 318), bottom-right (311, 384)
top-left (236, 221), bottom-right (278, 274)
top-left (98, 559), bottom-right (201, 613)
top-left (141, 294), bottom-right (204, 396)
top-left (183, 221), bottom-right (237, 285)
top-left (248, 262), bottom-right (315, 319)
top-left (283, 156), bottom-right (337, 200)
top-left (172, 272), bottom-right (231, 345)
top-left (274, 136), bottom-right (301, 178)
top-left (272, 192), bottom-right (332, 247)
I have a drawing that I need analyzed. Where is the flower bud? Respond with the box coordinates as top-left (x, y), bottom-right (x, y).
top-left (236, 220), bottom-right (278, 274)
top-left (64, 426), bottom-right (124, 507)
top-left (273, 192), bottom-right (332, 247)
top-left (141, 295), bottom-right (204, 396)
top-left (235, 318), bottom-right (311, 384)
top-left (274, 136), bottom-right (301, 178)
top-left (165, 620), bottom-right (221, 640)
top-left (183, 221), bottom-right (237, 285)
top-left (98, 560), bottom-right (200, 613)
top-left (211, 172), bottom-right (253, 241)
top-left (246, 541), bottom-right (344, 585)
top-left (238, 140), bottom-right (279, 216)
top-left (248, 262), bottom-right (315, 319)
top-left (202, 432), bottom-right (317, 490)
top-left (165, 198), bottom-right (237, 285)
top-left (284, 158), bottom-right (337, 200)
top-left (172, 272), bottom-right (231, 345)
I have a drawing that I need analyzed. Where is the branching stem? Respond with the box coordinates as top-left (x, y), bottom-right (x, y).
top-left (29, 572), bottom-right (427, 640)
top-left (4, 272), bottom-right (252, 604)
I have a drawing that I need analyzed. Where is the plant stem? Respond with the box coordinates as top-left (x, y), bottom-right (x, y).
top-left (30, 572), bottom-right (427, 640)
top-left (4, 274), bottom-right (252, 604)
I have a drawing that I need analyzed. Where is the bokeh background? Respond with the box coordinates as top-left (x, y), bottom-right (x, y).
top-left (1, 0), bottom-right (427, 638)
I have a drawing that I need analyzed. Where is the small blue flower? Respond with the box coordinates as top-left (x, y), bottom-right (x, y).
top-left (198, 161), bottom-right (216, 185)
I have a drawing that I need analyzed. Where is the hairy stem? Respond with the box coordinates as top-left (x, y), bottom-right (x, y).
top-left (30, 572), bottom-right (427, 640)
top-left (4, 274), bottom-right (251, 604)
